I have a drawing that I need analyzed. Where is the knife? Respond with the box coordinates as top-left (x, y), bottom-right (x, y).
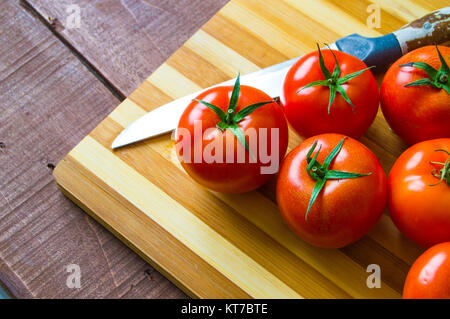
top-left (112, 7), bottom-right (449, 149)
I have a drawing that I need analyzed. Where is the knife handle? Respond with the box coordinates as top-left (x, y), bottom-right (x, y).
top-left (335, 33), bottom-right (402, 69)
top-left (393, 7), bottom-right (450, 54)
top-left (335, 7), bottom-right (449, 70)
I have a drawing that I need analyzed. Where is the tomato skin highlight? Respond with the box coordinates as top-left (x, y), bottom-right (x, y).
top-left (276, 134), bottom-right (387, 248)
top-left (403, 242), bottom-right (450, 299)
top-left (281, 50), bottom-right (379, 139)
top-left (388, 138), bottom-right (450, 248)
top-left (380, 46), bottom-right (450, 145)
top-left (176, 85), bottom-right (289, 194)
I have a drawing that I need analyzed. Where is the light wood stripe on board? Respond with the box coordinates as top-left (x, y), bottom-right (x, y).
top-left (184, 30), bottom-right (260, 77)
top-left (147, 64), bottom-right (202, 99)
top-left (219, 1), bottom-right (312, 58)
top-left (202, 14), bottom-right (289, 68)
top-left (283, 0), bottom-right (382, 37)
top-left (166, 46), bottom-right (231, 89)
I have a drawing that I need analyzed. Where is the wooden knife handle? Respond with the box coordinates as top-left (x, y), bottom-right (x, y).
top-left (393, 7), bottom-right (450, 54)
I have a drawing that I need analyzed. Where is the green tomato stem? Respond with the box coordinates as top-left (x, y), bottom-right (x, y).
top-left (400, 46), bottom-right (450, 95)
top-left (430, 149), bottom-right (450, 186)
top-left (194, 73), bottom-right (275, 154)
top-left (297, 44), bottom-right (374, 114)
top-left (304, 137), bottom-right (372, 221)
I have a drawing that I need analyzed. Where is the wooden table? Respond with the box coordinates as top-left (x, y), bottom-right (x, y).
top-left (2, 0), bottom-right (446, 299)
top-left (0, 0), bottom-right (227, 298)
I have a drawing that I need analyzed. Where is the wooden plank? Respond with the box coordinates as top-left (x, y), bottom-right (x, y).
top-left (54, 0), bottom-right (444, 298)
top-left (0, 0), bottom-right (186, 298)
top-left (55, 156), bottom-right (251, 299)
top-left (25, 0), bottom-right (230, 96)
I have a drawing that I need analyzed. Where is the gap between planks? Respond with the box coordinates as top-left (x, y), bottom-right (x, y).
top-left (19, 0), bottom-right (126, 101)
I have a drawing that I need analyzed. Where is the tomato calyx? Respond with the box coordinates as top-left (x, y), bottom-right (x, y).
top-left (193, 73), bottom-right (274, 153)
top-left (399, 46), bottom-right (450, 94)
top-left (297, 44), bottom-right (375, 114)
top-left (305, 137), bottom-right (372, 221)
top-left (430, 149), bottom-right (450, 186)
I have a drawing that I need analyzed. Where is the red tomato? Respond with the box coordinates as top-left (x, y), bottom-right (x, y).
top-left (176, 80), bottom-right (288, 193)
top-left (388, 138), bottom-right (450, 247)
top-left (381, 45), bottom-right (450, 145)
top-left (276, 134), bottom-right (387, 248)
top-left (281, 48), bottom-right (379, 139)
top-left (403, 242), bottom-right (450, 299)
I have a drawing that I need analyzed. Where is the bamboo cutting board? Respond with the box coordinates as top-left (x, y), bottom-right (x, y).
top-left (54, 0), bottom-right (445, 298)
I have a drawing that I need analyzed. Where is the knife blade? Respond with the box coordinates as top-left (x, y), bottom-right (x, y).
top-left (112, 7), bottom-right (449, 149)
top-left (111, 52), bottom-right (309, 149)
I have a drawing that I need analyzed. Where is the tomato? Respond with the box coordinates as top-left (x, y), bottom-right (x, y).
top-left (381, 45), bottom-right (450, 145)
top-left (403, 242), bottom-right (450, 299)
top-left (281, 47), bottom-right (379, 139)
top-left (276, 134), bottom-right (387, 248)
top-left (176, 76), bottom-right (288, 193)
top-left (388, 138), bottom-right (450, 247)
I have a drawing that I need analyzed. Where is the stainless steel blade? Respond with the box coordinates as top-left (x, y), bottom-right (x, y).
top-left (111, 43), bottom-right (338, 149)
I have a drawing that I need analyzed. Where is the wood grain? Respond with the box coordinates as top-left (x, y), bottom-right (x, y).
top-left (1, 0), bottom-right (224, 298)
top-left (26, 0), bottom-right (230, 96)
top-left (54, 0), bottom-right (445, 298)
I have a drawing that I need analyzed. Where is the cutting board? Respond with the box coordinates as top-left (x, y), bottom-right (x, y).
top-left (54, 0), bottom-right (444, 298)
